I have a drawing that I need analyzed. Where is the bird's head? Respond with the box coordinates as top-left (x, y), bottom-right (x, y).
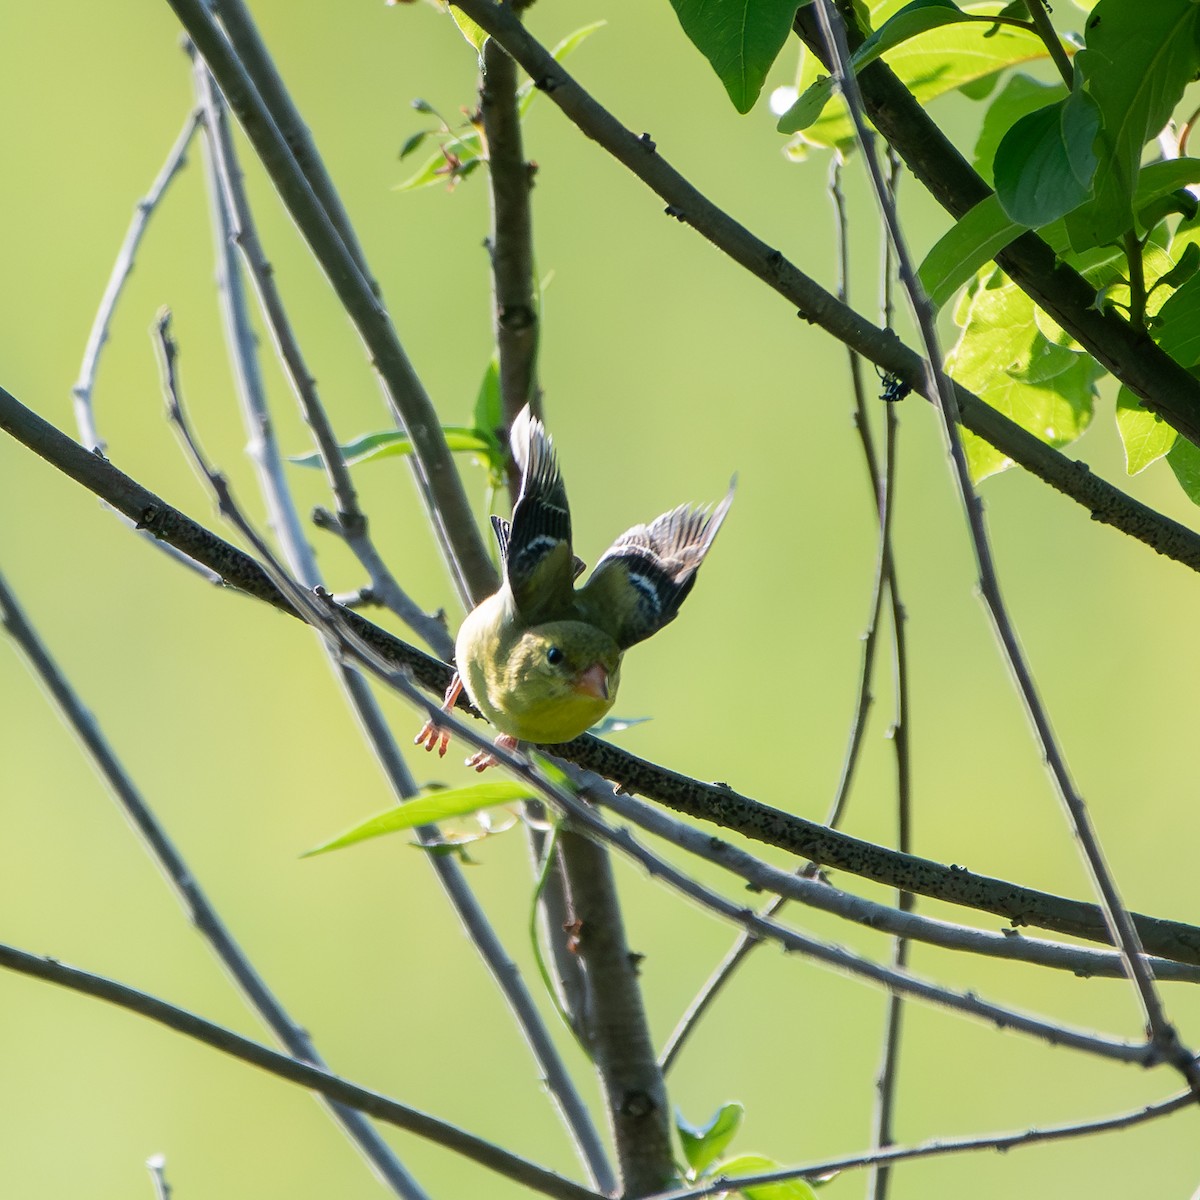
top-left (492, 619), bottom-right (623, 744)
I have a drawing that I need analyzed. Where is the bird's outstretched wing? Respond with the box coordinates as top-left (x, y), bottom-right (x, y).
top-left (581, 479), bottom-right (735, 649)
top-left (496, 406), bottom-right (576, 622)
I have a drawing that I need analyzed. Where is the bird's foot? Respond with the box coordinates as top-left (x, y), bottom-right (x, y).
top-left (413, 719), bottom-right (450, 757)
top-left (413, 673), bottom-right (463, 757)
top-left (466, 734), bottom-right (519, 772)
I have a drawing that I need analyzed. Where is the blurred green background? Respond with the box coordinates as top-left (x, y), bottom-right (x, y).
top-left (2, 2), bottom-right (1199, 1197)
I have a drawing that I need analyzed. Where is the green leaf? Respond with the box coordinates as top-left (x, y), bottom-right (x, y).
top-left (472, 355), bottom-right (502, 448)
top-left (677, 1103), bottom-right (745, 1175)
top-left (1116, 386), bottom-right (1176, 474)
top-left (668, 0), bottom-right (800, 114)
top-left (712, 1154), bottom-right (819, 1200)
top-left (303, 783), bottom-right (535, 857)
top-left (972, 73), bottom-right (1066, 184)
top-left (917, 193), bottom-right (1027, 309)
top-left (1155, 241), bottom-right (1200, 293)
top-left (992, 87), bottom-right (1100, 226)
top-left (946, 267), bottom-right (1101, 480)
top-left (1153, 271), bottom-right (1200, 368)
top-left (449, 7), bottom-right (488, 52)
top-left (782, 3), bottom-right (1050, 146)
top-left (1167, 435), bottom-right (1200, 505)
top-left (395, 131), bottom-right (483, 192)
top-left (1063, 0), bottom-right (1200, 251)
top-left (399, 130), bottom-right (431, 160)
top-left (290, 426), bottom-right (489, 469)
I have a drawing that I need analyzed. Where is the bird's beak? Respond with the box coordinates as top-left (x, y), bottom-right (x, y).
top-left (575, 662), bottom-right (610, 701)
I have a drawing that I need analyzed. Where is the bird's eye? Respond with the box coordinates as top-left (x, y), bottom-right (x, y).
top-left (546, 645), bottom-right (565, 666)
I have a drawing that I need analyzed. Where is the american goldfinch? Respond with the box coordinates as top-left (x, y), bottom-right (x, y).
top-left (416, 405), bottom-right (734, 770)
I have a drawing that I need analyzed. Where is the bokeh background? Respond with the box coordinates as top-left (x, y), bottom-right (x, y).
top-left (3, 2), bottom-right (1198, 1197)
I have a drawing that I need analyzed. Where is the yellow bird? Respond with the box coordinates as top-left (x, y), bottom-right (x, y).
top-left (416, 405), bottom-right (734, 769)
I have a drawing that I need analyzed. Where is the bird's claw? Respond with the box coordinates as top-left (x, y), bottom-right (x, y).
top-left (466, 734), bottom-right (519, 773)
top-left (466, 748), bottom-right (499, 772)
top-left (414, 719), bottom-right (450, 757)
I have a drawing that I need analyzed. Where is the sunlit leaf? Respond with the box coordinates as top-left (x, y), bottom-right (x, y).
top-left (677, 1103), bottom-right (745, 1175)
top-left (1116, 386), bottom-right (1177, 475)
top-left (449, 7), bottom-right (489, 52)
top-left (712, 1154), bottom-right (819, 1199)
top-left (1152, 270), bottom-right (1200, 370)
top-left (303, 783), bottom-right (535, 857)
top-left (1167, 435), bottom-right (1200, 506)
top-left (946, 267), bottom-right (1100, 480)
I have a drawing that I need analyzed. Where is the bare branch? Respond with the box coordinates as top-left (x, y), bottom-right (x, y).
top-left (72, 108), bottom-right (201, 453)
top-left (0, 566), bottom-right (428, 1200)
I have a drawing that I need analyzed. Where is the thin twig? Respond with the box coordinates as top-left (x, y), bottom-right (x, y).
top-left (211, 0), bottom-right (379, 296)
top-left (657, 895), bottom-right (782, 1074)
top-left (869, 148), bottom-right (911, 1200)
top-left (72, 108), bottom-right (201, 453)
top-left (1024, 0), bottom-right (1075, 89)
top-left (11, 381), bottom-right (1200, 963)
top-left (660, 154), bottom-right (892, 1076)
top-left (0, 942), bottom-right (604, 1200)
top-left (811, 0), bottom-right (1200, 1096)
top-left (651, 1089), bottom-right (1193, 1199)
top-left (68, 108), bottom-right (218, 584)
